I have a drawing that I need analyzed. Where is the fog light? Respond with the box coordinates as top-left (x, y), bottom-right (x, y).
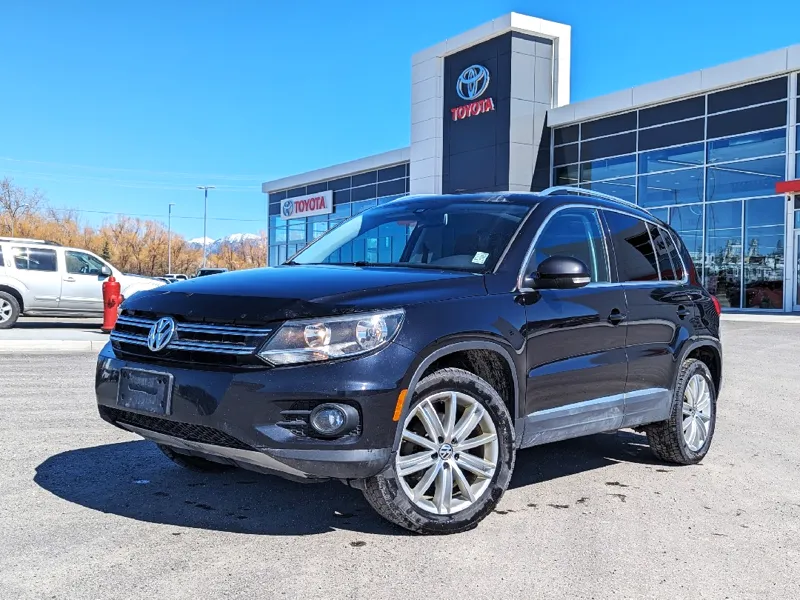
top-left (309, 403), bottom-right (359, 437)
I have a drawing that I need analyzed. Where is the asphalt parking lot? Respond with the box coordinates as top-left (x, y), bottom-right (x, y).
top-left (1, 321), bottom-right (799, 599)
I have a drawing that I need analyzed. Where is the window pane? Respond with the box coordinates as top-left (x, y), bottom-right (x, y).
top-left (580, 154), bottom-right (635, 182)
top-left (269, 247), bottom-right (280, 267)
top-left (12, 247), bottom-right (58, 272)
top-left (581, 178), bottom-right (636, 204)
top-left (65, 251), bottom-right (106, 275)
top-left (554, 164), bottom-right (579, 186)
top-left (352, 199), bottom-right (377, 215)
top-left (707, 77), bottom-right (787, 114)
top-left (639, 168), bottom-right (704, 207)
top-left (639, 143), bottom-right (704, 174)
top-left (648, 224), bottom-right (676, 280)
top-left (531, 208), bottom-right (609, 282)
top-left (649, 208), bottom-right (669, 223)
top-left (378, 164), bottom-right (406, 182)
top-left (580, 112), bottom-right (637, 140)
top-left (743, 196), bottom-right (784, 310)
top-left (704, 201), bottom-right (742, 308)
top-left (603, 212), bottom-right (659, 282)
top-left (706, 155), bottom-right (786, 202)
top-left (288, 222), bottom-right (306, 243)
top-left (639, 96), bottom-right (705, 128)
top-left (0, 247), bottom-right (4, 267)
top-left (352, 170), bottom-right (377, 187)
top-left (554, 125), bottom-right (578, 145)
top-left (377, 178), bottom-right (405, 197)
top-left (580, 132), bottom-right (636, 161)
top-left (796, 152), bottom-right (800, 179)
top-left (708, 129), bottom-right (786, 164)
top-left (669, 205), bottom-right (704, 272)
top-left (707, 101), bottom-right (787, 139)
top-left (553, 143), bottom-right (578, 166)
top-left (638, 118), bottom-right (704, 152)
top-left (351, 183), bottom-right (377, 202)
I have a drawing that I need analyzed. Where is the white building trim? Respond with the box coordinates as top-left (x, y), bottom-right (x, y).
top-left (261, 147), bottom-right (410, 194)
top-left (549, 44), bottom-right (800, 127)
top-left (409, 13), bottom-right (571, 195)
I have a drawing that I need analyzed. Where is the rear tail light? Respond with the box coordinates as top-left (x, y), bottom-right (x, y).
top-left (711, 295), bottom-right (721, 316)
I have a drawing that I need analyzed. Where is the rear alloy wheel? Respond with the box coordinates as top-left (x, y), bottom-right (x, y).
top-left (0, 292), bottom-right (21, 329)
top-left (646, 358), bottom-right (717, 465)
top-left (363, 368), bottom-right (515, 534)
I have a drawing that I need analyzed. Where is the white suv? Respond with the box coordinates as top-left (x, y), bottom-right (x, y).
top-left (0, 238), bottom-right (165, 329)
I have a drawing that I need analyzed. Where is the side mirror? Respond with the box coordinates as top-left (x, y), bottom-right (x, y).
top-left (526, 256), bottom-right (591, 290)
top-left (100, 265), bottom-right (112, 277)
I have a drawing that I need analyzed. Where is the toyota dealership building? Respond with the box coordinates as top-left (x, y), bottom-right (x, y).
top-left (262, 12), bottom-right (800, 313)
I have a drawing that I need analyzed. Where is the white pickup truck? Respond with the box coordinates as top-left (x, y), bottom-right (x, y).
top-left (0, 237), bottom-right (164, 329)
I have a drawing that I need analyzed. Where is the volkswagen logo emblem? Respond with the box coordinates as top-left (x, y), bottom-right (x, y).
top-left (147, 317), bottom-right (176, 352)
top-left (281, 200), bottom-right (295, 218)
top-left (456, 64), bottom-right (490, 101)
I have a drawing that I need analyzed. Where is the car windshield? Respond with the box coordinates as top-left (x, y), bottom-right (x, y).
top-left (290, 197), bottom-right (532, 272)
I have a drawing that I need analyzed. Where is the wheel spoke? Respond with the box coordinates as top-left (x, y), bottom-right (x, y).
top-left (696, 386), bottom-right (711, 413)
top-left (433, 464), bottom-right (454, 514)
top-left (443, 392), bottom-right (458, 440)
top-left (456, 452), bottom-right (495, 479)
top-left (412, 462), bottom-right (441, 501)
top-left (418, 400), bottom-right (445, 442)
top-left (682, 402), bottom-right (693, 417)
top-left (451, 461), bottom-right (475, 502)
top-left (402, 429), bottom-right (437, 451)
top-left (682, 415), bottom-right (693, 433)
top-left (456, 432), bottom-right (497, 451)
top-left (695, 415), bottom-right (708, 444)
top-left (452, 403), bottom-right (484, 443)
top-left (397, 451), bottom-right (436, 477)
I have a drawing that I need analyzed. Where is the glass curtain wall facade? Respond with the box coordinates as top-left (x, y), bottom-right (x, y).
top-left (267, 163), bottom-right (410, 266)
top-left (553, 75), bottom-right (798, 310)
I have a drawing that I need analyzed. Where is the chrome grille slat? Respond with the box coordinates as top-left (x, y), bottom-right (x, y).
top-left (110, 313), bottom-right (272, 360)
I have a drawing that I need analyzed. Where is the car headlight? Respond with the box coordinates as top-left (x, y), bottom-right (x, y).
top-left (257, 309), bottom-right (405, 366)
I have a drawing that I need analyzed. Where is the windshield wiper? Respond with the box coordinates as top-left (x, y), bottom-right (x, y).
top-left (282, 260), bottom-right (300, 266)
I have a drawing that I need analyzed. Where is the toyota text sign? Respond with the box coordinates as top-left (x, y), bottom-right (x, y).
top-left (281, 190), bottom-right (333, 220)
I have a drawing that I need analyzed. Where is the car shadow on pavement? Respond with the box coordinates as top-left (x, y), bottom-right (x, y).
top-left (14, 318), bottom-right (102, 331)
top-left (509, 429), bottom-right (664, 490)
top-left (34, 431), bottom-right (661, 536)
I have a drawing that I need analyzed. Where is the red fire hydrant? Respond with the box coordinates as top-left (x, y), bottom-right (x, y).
top-left (102, 276), bottom-right (122, 333)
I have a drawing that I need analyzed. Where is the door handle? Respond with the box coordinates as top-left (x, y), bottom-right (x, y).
top-left (676, 305), bottom-right (690, 319)
top-left (63, 277), bottom-right (76, 283)
top-left (608, 309), bottom-right (625, 325)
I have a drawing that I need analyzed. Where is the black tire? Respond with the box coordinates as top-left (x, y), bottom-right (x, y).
top-left (646, 358), bottom-right (717, 465)
top-left (0, 291), bottom-right (21, 329)
top-left (157, 444), bottom-right (236, 473)
top-left (362, 368), bottom-right (516, 535)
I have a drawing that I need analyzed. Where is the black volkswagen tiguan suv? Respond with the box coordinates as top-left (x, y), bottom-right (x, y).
top-left (96, 187), bottom-right (722, 534)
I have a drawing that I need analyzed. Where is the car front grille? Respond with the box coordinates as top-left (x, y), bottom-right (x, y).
top-left (110, 313), bottom-right (272, 367)
top-left (100, 406), bottom-right (254, 450)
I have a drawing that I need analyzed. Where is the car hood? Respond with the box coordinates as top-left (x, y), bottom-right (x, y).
top-left (121, 265), bottom-right (486, 324)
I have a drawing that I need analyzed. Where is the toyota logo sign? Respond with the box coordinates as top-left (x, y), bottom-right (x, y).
top-left (456, 65), bottom-right (490, 101)
top-left (282, 200), bottom-right (295, 218)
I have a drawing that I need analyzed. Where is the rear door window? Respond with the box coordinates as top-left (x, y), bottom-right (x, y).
top-left (12, 247), bottom-right (58, 272)
top-left (661, 227), bottom-right (685, 280)
top-left (603, 211), bottom-right (660, 282)
top-left (647, 223), bottom-right (677, 281)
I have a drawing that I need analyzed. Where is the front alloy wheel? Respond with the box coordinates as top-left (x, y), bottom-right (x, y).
top-left (363, 368), bottom-right (515, 534)
top-left (396, 390), bottom-right (499, 515)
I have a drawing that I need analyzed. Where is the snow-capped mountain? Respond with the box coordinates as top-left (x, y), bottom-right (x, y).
top-left (187, 233), bottom-right (262, 253)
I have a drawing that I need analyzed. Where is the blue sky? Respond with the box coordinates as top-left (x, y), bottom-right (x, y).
top-left (2, 0), bottom-right (798, 240)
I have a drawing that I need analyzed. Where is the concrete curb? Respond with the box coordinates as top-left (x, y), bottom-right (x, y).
top-left (720, 313), bottom-right (800, 324)
top-left (0, 340), bottom-right (108, 353)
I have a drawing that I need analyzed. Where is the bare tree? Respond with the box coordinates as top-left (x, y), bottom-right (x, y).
top-left (0, 177), bottom-right (45, 237)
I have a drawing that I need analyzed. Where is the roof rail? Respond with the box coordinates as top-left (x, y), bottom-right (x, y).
top-left (0, 237), bottom-right (62, 246)
top-left (539, 186), bottom-right (652, 216)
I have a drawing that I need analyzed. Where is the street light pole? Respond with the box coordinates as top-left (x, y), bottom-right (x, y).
top-left (167, 202), bottom-right (176, 274)
top-left (9, 203), bottom-right (29, 238)
top-left (196, 186), bottom-right (215, 267)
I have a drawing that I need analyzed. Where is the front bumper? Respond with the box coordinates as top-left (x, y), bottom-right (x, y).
top-left (95, 341), bottom-right (417, 481)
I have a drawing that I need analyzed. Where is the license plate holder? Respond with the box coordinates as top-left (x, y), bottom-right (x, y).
top-left (117, 368), bottom-right (173, 415)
